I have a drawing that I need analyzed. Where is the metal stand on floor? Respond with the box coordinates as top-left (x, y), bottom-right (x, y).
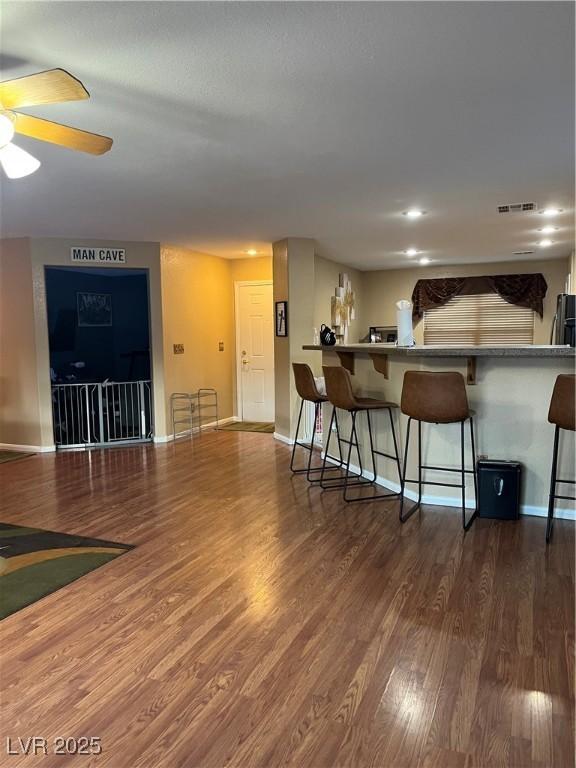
top-left (170, 389), bottom-right (219, 440)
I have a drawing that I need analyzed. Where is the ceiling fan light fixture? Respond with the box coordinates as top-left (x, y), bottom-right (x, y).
top-left (0, 112), bottom-right (15, 148)
top-left (0, 141), bottom-right (40, 178)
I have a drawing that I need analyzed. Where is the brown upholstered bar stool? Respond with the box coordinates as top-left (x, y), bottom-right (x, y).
top-left (399, 371), bottom-right (478, 530)
top-left (320, 365), bottom-right (402, 502)
top-left (291, 363), bottom-right (343, 481)
top-left (546, 374), bottom-right (576, 543)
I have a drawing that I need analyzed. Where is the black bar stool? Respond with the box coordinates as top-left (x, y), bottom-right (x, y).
top-left (399, 371), bottom-right (478, 530)
top-left (546, 374), bottom-right (575, 543)
top-left (290, 363), bottom-right (343, 482)
top-left (320, 365), bottom-right (403, 502)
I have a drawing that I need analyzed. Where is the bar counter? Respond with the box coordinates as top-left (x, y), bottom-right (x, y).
top-left (302, 343), bottom-right (575, 517)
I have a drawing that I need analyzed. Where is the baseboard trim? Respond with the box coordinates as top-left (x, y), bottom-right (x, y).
top-left (274, 432), bottom-right (294, 446)
top-left (0, 442), bottom-right (55, 453)
top-left (521, 504), bottom-right (575, 521)
top-left (321, 453), bottom-right (576, 521)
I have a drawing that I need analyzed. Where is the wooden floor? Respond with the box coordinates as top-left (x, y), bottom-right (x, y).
top-left (0, 432), bottom-right (574, 767)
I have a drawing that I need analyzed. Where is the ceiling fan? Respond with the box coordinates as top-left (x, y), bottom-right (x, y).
top-left (0, 68), bottom-right (112, 178)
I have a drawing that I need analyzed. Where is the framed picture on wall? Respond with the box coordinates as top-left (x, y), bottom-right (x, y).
top-left (275, 300), bottom-right (288, 337)
top-left (77, 292), bottom-right (113, 327)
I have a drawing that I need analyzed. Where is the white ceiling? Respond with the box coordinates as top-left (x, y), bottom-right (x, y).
top-left (1, 1), bottom-right (574, 270)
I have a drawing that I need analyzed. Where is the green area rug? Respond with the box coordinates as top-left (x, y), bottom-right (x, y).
top-left (0, 451), bottom-right (34, 464)
top-left (220, 421), bottom-right (275, 433)
top-left (0, 523), bottom-right (133, 620)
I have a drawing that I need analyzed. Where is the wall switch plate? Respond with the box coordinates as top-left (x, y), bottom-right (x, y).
top-left (219, 341), bottom-right (224, 352)
top-left (173, 344), bottom-right (184, 355)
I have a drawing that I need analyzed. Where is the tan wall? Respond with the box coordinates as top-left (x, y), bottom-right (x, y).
top-left (0, 238), bottom-right (44, 447)
top-left (160, 246), bottom-right (235, 426)
top-left (273, 238), bottom-right (317, 438)
top-left (273, 240), bottom-right (290, 437)
top-left (361, 258), bottom-right (570, 344)
top-left (313, 255), bottom-right (365, 356)
top-left (160, 249), bottom-right (273, 427)
top-left (230, 255), bottom-right (272, 283)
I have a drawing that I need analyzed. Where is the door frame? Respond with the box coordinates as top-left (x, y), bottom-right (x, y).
top-left (234, 280), bottom-right (274, 421)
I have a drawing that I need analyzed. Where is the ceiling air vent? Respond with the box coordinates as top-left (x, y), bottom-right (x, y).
top-left (513, 250), bottom-right (534, 255)
top-left (497, 202), bottom-right (538, 214)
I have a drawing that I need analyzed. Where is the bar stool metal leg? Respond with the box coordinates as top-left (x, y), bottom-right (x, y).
top-left (399, 417), bottom-right (421, 523)
top-left (359, 409), bottom-right (403, 494)
top-left (400, 417), bottom-right (477, 529)
top-left (290, 399), bottom-right (306, 473)
top-left (305, 402), bottom-right (321, 481)
top-left (292, 400), bottom-right (343, 483)
top-left (470, 417), bottom-right (478, 508)
top-left (320, 406), bottom-right (337, 486)
top-left (388, 408), bottom-right (403, 495)
top-left (342, 409), bottom-right (403, 503)
top-left (546, 425), bottom-right (560, 543)
top-left (320, 407), bottom-right (352, 487)
top-left (342, 411), bottom-right (358, 500)
top-left (321, 408), bottom-right (370, 491)
top-left (462, 417), bottom-right (478, 531)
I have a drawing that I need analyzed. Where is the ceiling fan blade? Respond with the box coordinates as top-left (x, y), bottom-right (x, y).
top-left (0, 69), bottom-right (89, 109)
top-left (13, 113), bottom-right (112, 155)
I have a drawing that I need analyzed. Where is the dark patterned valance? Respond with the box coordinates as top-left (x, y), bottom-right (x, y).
top-left (411, 273), bottom-right (548, 319)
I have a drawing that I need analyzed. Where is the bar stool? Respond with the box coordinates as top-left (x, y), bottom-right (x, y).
top-left (546, 374), bottom-right (575, 543)
top-left (399, 371), bottom-right (478, 530)
top-left (320, 365), bottom-right (403, 502)
top-left (291, 363), bottom-right (343, 482)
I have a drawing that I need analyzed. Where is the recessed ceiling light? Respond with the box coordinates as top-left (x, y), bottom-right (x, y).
top-left (538, 226), bottom-right (558, 234)
top-left (538, 239), bottom-right (553, 248)
top-left (539, 208), bottom-right (563, 217)
top-left (245, 249), bottom-right (258, 256)
top-left (403, 209), bottom-right (425, 219)
top-left (419, 257), bottom-right (430, 265)
top-left (405, 248), bottom-right (420, 257)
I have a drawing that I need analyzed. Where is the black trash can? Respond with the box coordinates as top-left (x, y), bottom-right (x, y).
top-left (477, 460), bottom-right (522, 520)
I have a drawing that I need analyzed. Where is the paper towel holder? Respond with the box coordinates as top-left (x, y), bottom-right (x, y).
top-left (396, 299), bottom-right (416, 347)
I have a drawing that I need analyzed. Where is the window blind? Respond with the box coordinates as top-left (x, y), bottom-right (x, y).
top-left (424, 293), bottom-right (534, 346)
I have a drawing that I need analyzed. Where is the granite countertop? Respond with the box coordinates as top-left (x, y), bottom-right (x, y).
top-left (302, 344), bottom-right (576, 358)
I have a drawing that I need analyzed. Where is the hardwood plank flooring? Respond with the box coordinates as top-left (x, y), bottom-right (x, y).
top-left (0, 432), bottom-right (573, 767)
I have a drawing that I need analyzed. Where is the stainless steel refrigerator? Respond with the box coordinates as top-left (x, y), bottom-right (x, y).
top-left (551, 293), bottom-right (576, 346)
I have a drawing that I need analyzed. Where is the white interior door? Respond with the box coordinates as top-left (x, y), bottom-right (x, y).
top-left (236, 282), bottom-right (275, 422)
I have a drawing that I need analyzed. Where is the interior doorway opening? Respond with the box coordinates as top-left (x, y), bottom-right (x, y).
top-left (45, 266), bottom-right (153, 448)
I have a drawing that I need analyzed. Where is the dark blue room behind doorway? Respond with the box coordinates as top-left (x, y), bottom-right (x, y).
top-left (45, 266), bottom-right (151, 384)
